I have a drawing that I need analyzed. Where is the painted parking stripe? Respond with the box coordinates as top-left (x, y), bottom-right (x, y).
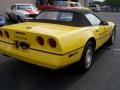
top-left (116, 24), bottom-right (120, 30)
top-left (117, 27), bottom-right (119, 30)
top-left (112, 48), bottom-right (120, 52)
top-left (104, 47), bottom-right (120, 52)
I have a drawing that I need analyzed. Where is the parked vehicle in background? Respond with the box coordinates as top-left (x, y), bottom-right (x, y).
top-left (101, 5), bottom-right (111, 12)
top-left (111, 5), bottom-right (120, 12)
top-left (37, 1), bottom-right (82, 10)
top-left (0, 15), bottom-right (6, 27)
top-left (36, 0), bottom-right (45, 7)
top-left (53, 1), bottom-right (82, 7)
top-left (6, 4), bottom-right (40, 22)
top-left (101, 5), bottom-right (120, 12)
top-left (89, 4), bottom-right (101, 12)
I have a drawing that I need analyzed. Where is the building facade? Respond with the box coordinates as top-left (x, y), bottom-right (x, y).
top-left (0, 0), bottom-right (34, 16)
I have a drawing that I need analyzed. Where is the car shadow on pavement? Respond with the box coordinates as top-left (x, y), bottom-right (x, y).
top-left (6, 20), bottom-right (18, 25)
top-left (0, 55), bottom-right (87, 90)
top-left (0, 39), bottom-right (116, 90)
top-left (0, 43), bottom-right (116, 90)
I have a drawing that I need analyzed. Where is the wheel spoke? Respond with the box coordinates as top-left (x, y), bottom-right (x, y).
top-left (112, 31), bottom-right (115, 43)
top-left (85, 46), bottom-right (93, 68)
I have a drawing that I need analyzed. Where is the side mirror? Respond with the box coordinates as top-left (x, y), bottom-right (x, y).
top-left (100, 21), bottom-right (108, 25)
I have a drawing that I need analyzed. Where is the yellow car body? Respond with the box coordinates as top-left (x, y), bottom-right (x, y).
top-left (0, 9), bottom-right (115, 69)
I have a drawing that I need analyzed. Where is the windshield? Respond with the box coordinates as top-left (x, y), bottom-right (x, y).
top-left (17, 5), bottom-right (36, 10)
top-left (73, 3), bottom-right (81, 7)
top-left (35, 11), bottom-right (73, 22)
top-left (90, 5), bottom-right (96, 7)
top-left (53, 1), bottom-right (69, 6)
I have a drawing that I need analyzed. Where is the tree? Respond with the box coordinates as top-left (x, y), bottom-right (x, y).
top-left (104, 0), bottom-right (120, 5)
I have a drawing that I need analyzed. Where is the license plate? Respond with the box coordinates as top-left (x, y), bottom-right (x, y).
top-left (14, 41), bottom-right (30, 50)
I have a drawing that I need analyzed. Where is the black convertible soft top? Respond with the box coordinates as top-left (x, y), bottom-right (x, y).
top-left (32, 8), bottom-right (92, 27)
top-left (42, 8), bottom-right (92, 14)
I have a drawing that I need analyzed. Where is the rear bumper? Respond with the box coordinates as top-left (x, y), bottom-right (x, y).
top-left (0, 41), bottom-right (83, 69)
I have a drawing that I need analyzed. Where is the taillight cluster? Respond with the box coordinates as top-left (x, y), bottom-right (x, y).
top-left (0, 30), bottom-right (3, 37)
top-left (0, 30), bottom-right (9, 38)
top-left (4, 31), bottom-right (9, 38)
top-left (48, 38), bottom-right (56, 48)
top-left (37, 36), bottom-right (44, 46)
top-left (37, 36), bottom-right (57, 48)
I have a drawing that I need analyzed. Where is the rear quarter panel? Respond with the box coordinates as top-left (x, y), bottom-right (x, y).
top-left (54, 26), bottom-right (100, 63)
top-left (57, 26), bottom-right (96, 55)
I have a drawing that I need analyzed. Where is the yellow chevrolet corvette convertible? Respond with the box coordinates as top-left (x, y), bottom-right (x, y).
top-left (0, 8), bottom-right (116, 71)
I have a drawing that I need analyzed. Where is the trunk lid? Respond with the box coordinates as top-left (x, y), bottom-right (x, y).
top-left (3, 22), bottom-right (81, 36)
top-left (0, 22), bottom-right (84, 54)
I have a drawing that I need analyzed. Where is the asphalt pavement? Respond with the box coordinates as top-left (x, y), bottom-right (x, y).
top-left (0, 12), bottom-right (120, 90)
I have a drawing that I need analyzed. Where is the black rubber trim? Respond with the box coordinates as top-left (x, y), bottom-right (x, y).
top-left (30, 46), bottom-right (84, 56)
top-left (0, 40), bottom-right (14, 45)
top-left (15, 32), bottom-right (26, 35)
top-left (96, 31), bottom-right (110, 40)
top-left (0, 40), bottom-right (84, 56)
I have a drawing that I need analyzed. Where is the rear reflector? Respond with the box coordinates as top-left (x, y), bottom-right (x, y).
top-left (37, 36), bottom-right (44, 46)
top-left (4, 31), bottom-right (9, 38)
top-left (48, 38), bottom-right (56, 48)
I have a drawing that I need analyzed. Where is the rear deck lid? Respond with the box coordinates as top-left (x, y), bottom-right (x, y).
top-left (2, 22), bottom-right (82, 36)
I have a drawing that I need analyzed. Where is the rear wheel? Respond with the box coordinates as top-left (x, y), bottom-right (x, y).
top-left (79, 41), bottom-right (94, 72)
top-left (17, 16), bottom-right (22, 23)
top-left (7, 13), bottom-right (12, 20)
top-left (108, 29), bottom-right (116, 44)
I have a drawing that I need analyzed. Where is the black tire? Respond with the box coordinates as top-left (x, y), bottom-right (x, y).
top-left (17, 16), bottom-right (22, 23)
top-left (92, 9), bottom-right (96, 12)
top-left (108, 28), bottom-right (116, 44)
top-left (79, 41), bottom-right (94, 72)
top-left (7, 13), bottom-right (13, 20)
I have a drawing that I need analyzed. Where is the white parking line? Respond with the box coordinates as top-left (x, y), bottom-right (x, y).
top-left (117, 27), bottom-right (119, 30)
top-left (105, 47), bottom-right (120, 52)
top-left (112, 48), bottom-right (120, 52)
top-left (116, 24), bottom-right (120, 30)
top-left (116, 24), bottom-right (120, 26)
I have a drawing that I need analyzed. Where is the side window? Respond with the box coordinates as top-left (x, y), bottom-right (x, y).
top-left (11, 5), bottom-right (16, 10)
top-left (85, 14), bottom-right (101, 26)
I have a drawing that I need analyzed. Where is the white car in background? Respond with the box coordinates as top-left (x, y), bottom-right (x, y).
top-left (89, 4), bottom-right (101, 12)
top-left (53, 1), bottom-right (82, 7)
top-left (6, 4), bottom-right (40, 22)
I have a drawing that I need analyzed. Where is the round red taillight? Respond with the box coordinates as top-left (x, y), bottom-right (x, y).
top-left (4, 31), bottom-right (9, 38)
top-left (48, 38), bottom-right (56, 48)
top-left (37, 36), bottom-right (44, 46)
top-left (0, 30), bottom-right (3, 37)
